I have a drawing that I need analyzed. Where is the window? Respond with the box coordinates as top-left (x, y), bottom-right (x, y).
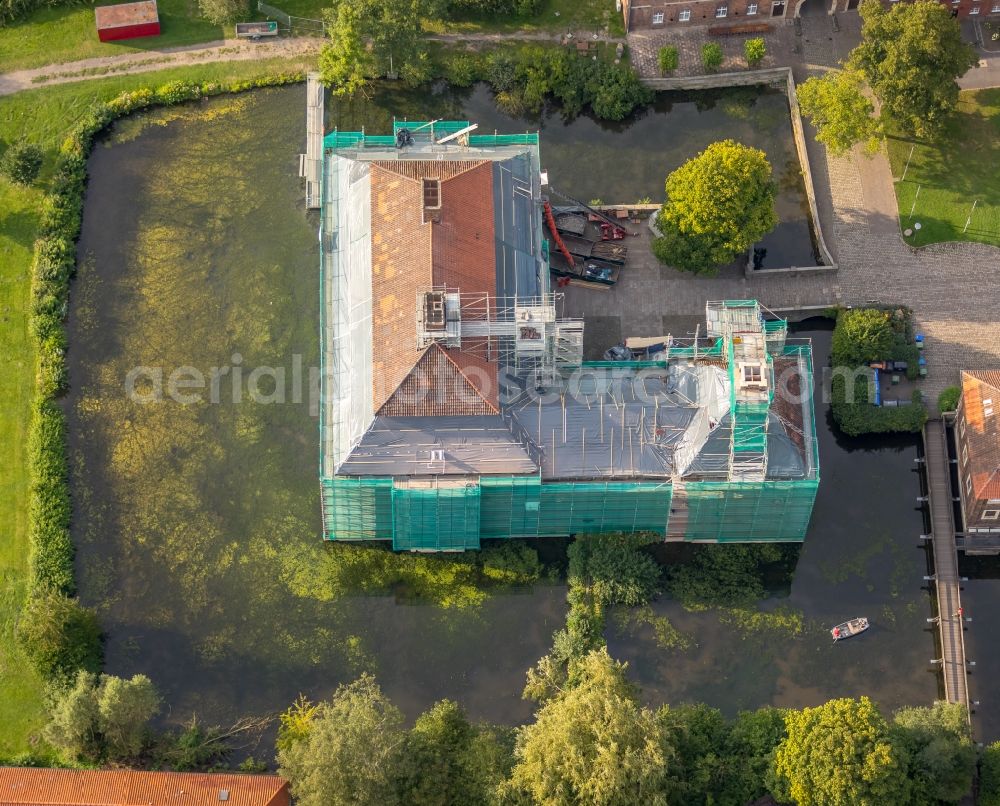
top-left (983, 510), bottom-right (1000, 520)
top-left (747, 2), bottom-right (758, 12)
top-left (652, 10), bottom-right (665, 22)
top-left (960, 418), bottom-right (966, 438)
top-left (993, 2), bottom-right (1000, 11)
top-left (962, 444), bottom-right (969, 465)
top-left (716, 4), bottom-right (728, 15)
top-left (971, 4), bottom-right (981, 12)
top-left (679, 8), bottom-right (691, 19)
top-left (985, 398), bottom-right (994, 417)
top-left (967, 474), bottom-right (974, 494)
top-left (422, 178), bottom-right (441, 209)
top-left (989, 499), bottom-right (1000, 505)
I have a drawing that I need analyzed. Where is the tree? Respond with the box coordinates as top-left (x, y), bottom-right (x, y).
top-left (797, 70), bottom-right (881, 156)
top-left (848, 0), bottom-right (976, 138)
top-left (1, 142), bottom-right (43, 186)
top-left (590, 64), bottom-right (653, 122)
top-left (508, 649), bottom-right (672, 805)
top-left (652, 140), bottom-right (777, 274)
top-left (277, 675), bottom-right (405, 806)
top-left (397, 700), bottom-right (503, 806)
top-left (17, 592), bottom-right (102, 681)
top-left (317, 0), bottom-right (438, 96)
top-left (744, 37), bottom-right (766, 68)
top-left (657, 703), bottom-right (732, 803)
top-left (702, 42), bottom-right (723, 72)
top-left (772, 696), bottom-right (910, 806)
top-left (44, 671), bottom-right (101, 759)
top-left (891, 702), bottom-right (974, 804)
top-left (97, 674), bottom-right (161, 759)
top-left (196, 0), bottom-right (248, 24)
top-left (830, 308), bottom-right (896, 366)
top-left (43, 671), bottom-right (160, 761)
top-left (658, 46), bottom-right (679, 74)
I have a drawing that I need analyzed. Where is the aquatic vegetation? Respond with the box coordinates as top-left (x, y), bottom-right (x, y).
top-left (614, 606), bottom-right (692, 652)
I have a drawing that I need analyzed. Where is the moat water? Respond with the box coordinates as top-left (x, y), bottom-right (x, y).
top-left (68, 84), bottom-right (948, 743)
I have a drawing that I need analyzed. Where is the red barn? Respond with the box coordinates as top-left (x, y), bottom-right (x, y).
top-left (95, 0), bottom-right (160, 41)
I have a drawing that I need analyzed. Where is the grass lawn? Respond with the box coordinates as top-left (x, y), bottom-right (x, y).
top-left (0, 55), bottom-right (316, 756)
top-left (886, 88), bottom-right (1000, 249)
top-left (0, 0), bottom-right (225, 73)
top-left (425, 0), bottom-right (626, 37)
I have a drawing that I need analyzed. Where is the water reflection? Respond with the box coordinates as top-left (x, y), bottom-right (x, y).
top-left (608, 322), bottom-right (939, 717)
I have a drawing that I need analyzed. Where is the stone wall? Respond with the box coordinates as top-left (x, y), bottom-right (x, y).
top-left (640, 68), bottom-right (838, 277)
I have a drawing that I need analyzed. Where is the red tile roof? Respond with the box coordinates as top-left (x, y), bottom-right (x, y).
top-left (0, 768), bottom-right (290, 806)
top-left (378, 343), bottom-right (498, 416)
top-left (960, 370), bottom-right (1000, 500)
top-left (368, 159), bottom-right (499, 414)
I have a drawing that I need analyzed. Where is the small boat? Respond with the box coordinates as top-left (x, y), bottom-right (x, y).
top-left (831, 617), bottom-right (869, 642)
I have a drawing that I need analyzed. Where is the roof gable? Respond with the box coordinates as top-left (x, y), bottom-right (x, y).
top-left (961, 370), bottom-right (1000, 500)
top-left (379, 342), bottom-right (498, 416)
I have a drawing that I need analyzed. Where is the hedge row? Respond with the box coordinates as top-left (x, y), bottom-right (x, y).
top-left (18, 72), bottom-right (305, 683)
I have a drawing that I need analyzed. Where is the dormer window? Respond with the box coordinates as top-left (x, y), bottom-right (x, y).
top-left (742, 364), bottom-right (763, 384)
top-left (423, 178), bottom-right (441, 209)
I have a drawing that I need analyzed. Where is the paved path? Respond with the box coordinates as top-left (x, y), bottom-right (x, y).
top-left (0, 37), bottom-right (321, 97)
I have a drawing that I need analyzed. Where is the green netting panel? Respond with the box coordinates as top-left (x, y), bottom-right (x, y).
top-left (395, 120), bottom-right (471, 136)
top-left (536, 482), bottom-right (672, 536)
top-left (322, 477), bottom-right (393, 541)
top-left (682, 480), bottom-right (818, 542)
top-left (391, 484), bottom-right (481, 551)
top-left (468, 134), bottom-right (540, 146)
top-left (480, 476), bottom-right (542, 538)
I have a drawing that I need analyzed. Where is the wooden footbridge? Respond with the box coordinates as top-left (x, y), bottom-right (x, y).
top-left (922, 419), bottom-right (971, 721)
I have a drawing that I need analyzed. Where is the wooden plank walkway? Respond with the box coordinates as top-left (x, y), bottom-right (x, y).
top-left (924, 420), bottom-right (970, 719)
top-left (300, 71), bottom-right (323, 210)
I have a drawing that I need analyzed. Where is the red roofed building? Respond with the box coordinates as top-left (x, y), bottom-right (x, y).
top-left (0, 767), bottom-right (290, 806)
top-left (955, 370), bottom-right (1000, 534)
top-left (95, 0), bottom-right (160, 42)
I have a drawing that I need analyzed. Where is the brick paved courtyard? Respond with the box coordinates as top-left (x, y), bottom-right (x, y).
top-left (565, 12), bottom-right (1000, 405)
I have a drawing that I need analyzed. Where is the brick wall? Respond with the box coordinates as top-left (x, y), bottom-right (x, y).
top-left (627, 0), bottom-right (787, 28)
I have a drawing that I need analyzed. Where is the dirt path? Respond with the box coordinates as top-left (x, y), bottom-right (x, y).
top-left (0, 36), bottom-right (322, 97)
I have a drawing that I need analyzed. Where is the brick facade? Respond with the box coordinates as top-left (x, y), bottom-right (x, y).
top-left (954, 370), bottom-right (1000, 534)
top-left (624, 0), bottom-right (788, 29)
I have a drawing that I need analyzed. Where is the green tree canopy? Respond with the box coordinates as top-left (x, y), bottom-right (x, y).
top-left (17, 591), bottom-right (102, 682)
top-left (195, 0), bottom-right (248, 24)
top-left (653, 140), bottom-right (777, 274)
top-left (981, 741), bottom-right (1000, 806)
top-left (318, 0), bottom-right (440, 95)
top-left (277, 675), bottom-right (406, 806)
top-left (797, 70), bottom-right (881, 157)
top-left (1, 142), bottom-right (43, 186)
top-left (848, 0), bottom-right (976, 138)
top-left (43, 671), bottom-right (160, 761)
top-left (891, 702), bottom-right (974, 804)
top-left (830, 307), bottom-right (897, 366)
top-left (509, 649), bottom-right (672, 805)
top-left (96, 673), bottom-right (161, 759)
top-left (772, 696), bottom-right (911, 806)
top-left (397, 699), bottom-right (508, 806)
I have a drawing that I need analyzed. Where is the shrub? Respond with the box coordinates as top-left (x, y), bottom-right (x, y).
top-left (938, 385), bottom-right (961, 413)
top-left (658, 46), bottom-right (679, 74)
top-left (667, 544), bottom-right (783, 609)
top-left (569, 533), bottom-right (660, 608)
top-left (831, 308), bottom-right (897, 367)
top-left (18, 592), bottom-right (102, 682)
top-left (591, 63), bottom-right (653, 121)
top-left (438, 51), bottom-right (484, 87)
top-left (701, 42), bottom-right (724, 72)
top-left (981, 741), bottom-right (1000, 806)
top-left (1, 142), bottom-right (43, 186)
top-left (744, 37), bottom-right (766, 67)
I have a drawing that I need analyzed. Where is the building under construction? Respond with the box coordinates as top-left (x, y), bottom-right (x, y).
top-left (314, 112), bottom-right (819, 551)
